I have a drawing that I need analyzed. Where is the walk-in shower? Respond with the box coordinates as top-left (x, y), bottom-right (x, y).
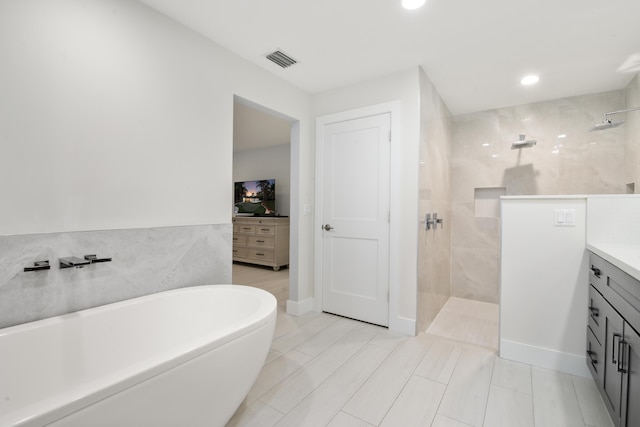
top-left (590, 106), bottom-right (640, 131)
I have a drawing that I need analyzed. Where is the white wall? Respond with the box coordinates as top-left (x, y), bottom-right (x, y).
top-left (0, 0), bottom-right (313, 306)
top-left (313, 68), bottom-right (421, 333)
top-left (500, 196), bottom-right (589, 377)
top-left (233, 144), bottom-right (291, 216)
top-left (587, 195), bottom-right (640, 246)
top-left (0, 0), bottom-right (310, 235)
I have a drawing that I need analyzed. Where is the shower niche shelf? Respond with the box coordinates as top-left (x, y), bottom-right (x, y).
top-left (474, 187), bottom-right (506, 218)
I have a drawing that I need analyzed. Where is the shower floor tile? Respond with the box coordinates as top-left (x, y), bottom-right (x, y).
top-left (426, 297), bottom-right (499, 350)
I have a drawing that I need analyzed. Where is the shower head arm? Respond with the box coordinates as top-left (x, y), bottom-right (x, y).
top-left (603, 106), bottom-right (640, 122)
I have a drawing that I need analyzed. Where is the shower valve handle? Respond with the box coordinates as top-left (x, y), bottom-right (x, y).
top-left (433, 213), bottom-right (444, 229)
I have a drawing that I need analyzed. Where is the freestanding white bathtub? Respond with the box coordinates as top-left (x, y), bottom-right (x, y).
top-left (0, 285), bottom-right (277, 427)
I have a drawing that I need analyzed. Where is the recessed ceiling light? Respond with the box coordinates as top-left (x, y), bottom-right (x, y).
top-left (521, 75), bottom-right (539, 86)
top-left (402, 0), bottom-right (426, 10)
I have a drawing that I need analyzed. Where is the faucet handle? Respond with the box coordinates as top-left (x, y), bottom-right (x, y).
top-left (24, 260), bottom-right (51, 272)
top-left (84, 254), bottom-right (112, 263)
top-left (424, 213), bottom-right (434, 230)
top-left (433, 213), bottom-right (444, 229)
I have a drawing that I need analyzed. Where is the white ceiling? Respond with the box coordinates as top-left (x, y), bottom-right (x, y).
top-left (233, 100), bottom-right (291, 152)
top-left (138, 0), bottom-right (640, 117)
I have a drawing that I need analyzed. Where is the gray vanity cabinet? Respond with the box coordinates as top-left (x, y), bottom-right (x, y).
top-left (588, 252), bottom-right (640, 427)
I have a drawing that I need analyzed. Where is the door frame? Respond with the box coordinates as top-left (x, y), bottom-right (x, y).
top-left (314, 101), bottom-right (403, 332)
top-left (232, 95), bottom-right (300, 306)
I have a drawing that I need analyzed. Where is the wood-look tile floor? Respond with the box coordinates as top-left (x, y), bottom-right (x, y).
top-left (228, 263), bottom-right (612, 427)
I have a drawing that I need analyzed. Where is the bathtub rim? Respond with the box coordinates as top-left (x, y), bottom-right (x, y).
top-left (0, 284), bottom-right (277, 427)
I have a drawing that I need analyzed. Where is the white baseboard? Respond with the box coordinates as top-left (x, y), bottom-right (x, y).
top-left (390, 316), bottom-right (416, 336)
top-left (500, 339), bottom-right (591, 378)
top-left (286, 297), bottom-right (315, 316)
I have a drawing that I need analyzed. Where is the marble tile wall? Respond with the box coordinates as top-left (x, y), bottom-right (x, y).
top-left (417, 69), bottom-right (453, 332)
top-left (451, 89), bottom-right (630, 303)
top-left (0, 224), bottom-right (232, 329)
top-left (626, 73), bottom-right (640, 191)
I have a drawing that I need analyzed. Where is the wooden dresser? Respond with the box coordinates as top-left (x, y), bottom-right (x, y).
top-left (232, 217), bottom-right (290, 270)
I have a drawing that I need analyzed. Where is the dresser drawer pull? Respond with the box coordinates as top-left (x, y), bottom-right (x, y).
top-left (588, 306), bottom-right (599, 317)
top-left (256, 240), bottom-right (265, 243)
top-left (586, 350), bottom-right (597, 365)
top-left (242, 227), bottom-right (252, 231)
top-left (590, 266), bottom-right (601, 277)
top-left (256, 253), bottom-right (265, 256)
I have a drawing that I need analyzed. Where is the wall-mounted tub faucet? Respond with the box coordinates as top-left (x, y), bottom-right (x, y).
top-left (60, 256), bottom-right (91, 269)
top-left (60, 254), bottom-right (112, 269)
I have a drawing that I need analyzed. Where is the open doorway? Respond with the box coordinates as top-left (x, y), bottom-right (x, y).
top-left (232, 96), bottom-right (295, 312)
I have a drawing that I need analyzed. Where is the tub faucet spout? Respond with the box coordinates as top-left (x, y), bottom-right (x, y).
top-left (60, 256), bottom-right (91, 269)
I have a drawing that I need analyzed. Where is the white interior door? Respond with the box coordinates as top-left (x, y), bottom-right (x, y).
top-left (320, 113), bottom-right (390, 326)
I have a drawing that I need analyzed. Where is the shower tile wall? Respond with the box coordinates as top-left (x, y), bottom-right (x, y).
top-left (417, 69), bottom-right (453, 332)
top-left (0, 224), bottom-right (231, 328)
top-left (451, 90), bottom-right (628, 303)
top-left (626, 73), bottom-right (640, 191)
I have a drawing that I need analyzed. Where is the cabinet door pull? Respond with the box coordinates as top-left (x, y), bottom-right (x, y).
top-left (612, 333), bottom-right (622, 364)
top-left (586, 350), bottom-right (597, 365)
top-left (618, 340), bottom-right (628, 373)
top-left (589, 306), bottom-right (599, 317)
top-left (590, 266), bottom-right (601, 277)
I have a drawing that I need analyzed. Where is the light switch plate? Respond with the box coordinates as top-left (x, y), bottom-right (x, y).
top-left (554, 209), bottom-right (576, 227)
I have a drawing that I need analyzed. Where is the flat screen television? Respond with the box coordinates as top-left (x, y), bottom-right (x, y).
top-left (234, 179), bottom-right (276, 215)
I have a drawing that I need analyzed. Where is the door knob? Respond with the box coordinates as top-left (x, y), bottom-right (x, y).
top-left (323, 224), bottom-right (334, 231)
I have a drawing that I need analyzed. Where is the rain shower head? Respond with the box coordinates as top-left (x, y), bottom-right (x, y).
top-left (511, 134), bottom-right (537, 149)
top-left (590, 106), bottom-right (640, 131)
top-left (590, 118), bottom-right (624, 132)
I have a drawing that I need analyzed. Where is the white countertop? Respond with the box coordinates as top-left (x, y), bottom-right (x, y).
top-left (587, 242), bottom-right (640, 281)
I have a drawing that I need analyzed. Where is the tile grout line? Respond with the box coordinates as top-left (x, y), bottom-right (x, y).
top-left (530, 364), bottom-right (537, 427)
top-left (256, 325), bottom-right (364, 412)
top-left (477, 352), bottom-right (496, 427)
top-left (428, 342), bottom-right (469, 427)
top-left (568, 375), bottom-right (590, 427)
top-left (369, 338), bottom-right (435, 426)
top-left (337, 335), bottom-right (401, 425)
top-left (271, 329), bottom-right (383, 422)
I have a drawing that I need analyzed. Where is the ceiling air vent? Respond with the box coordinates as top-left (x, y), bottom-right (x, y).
top-left (266, 50), bottom-right (297, 69)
